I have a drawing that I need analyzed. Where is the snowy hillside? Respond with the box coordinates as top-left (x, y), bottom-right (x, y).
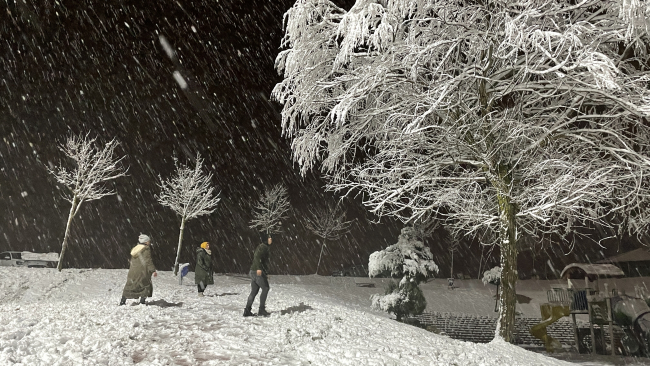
top-left (0, 268), bottom-right (577, 365)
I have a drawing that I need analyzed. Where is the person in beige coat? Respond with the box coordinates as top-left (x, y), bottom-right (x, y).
top-left (120, 234), bottom-right (157, 305)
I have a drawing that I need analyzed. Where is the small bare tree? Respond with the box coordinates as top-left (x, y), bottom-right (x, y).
top-left (48, 134), bottom-right (126, 271)
top-left (249, 184), bottom-right (291, 235)
top-left (157, 153), bottom-right (221, 275)
top-left (449, 239), bottom-right (461, 279)
top-left (304, 202), bottom-right (352, 275)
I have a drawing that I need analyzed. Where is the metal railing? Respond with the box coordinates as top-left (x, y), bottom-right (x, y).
top-left (546, 288), bottom-right (595, 312)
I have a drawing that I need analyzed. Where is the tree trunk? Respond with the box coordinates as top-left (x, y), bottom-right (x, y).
top-left (450, 250), bottom-right (454, 279)
top-left (57, 196), bottom-right (79, 272)
top-left (174, 216), bottom-right (186, 276)
top-left (477, 245), bottom-right (484, 279)
top-left (316, 239), bottom-right (326, 275)
top-left (495, 190), bottom-right (518, 343)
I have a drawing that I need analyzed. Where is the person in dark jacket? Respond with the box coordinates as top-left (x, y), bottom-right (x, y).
top-left (195, 241), bottom-right (214, 297)
top-left (244, 232), bottom-right (272, 317)
top-left (120, 234), bottom-right (157, 305)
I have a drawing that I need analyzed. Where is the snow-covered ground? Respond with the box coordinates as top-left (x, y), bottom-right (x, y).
top-left (0, 268), bottom-right (643, 365)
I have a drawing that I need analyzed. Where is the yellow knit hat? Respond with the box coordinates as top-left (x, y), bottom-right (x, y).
top-left (200, 242), bottom-right (209, 249)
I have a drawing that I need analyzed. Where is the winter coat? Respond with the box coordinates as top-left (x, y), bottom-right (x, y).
top-left (195, 247), bottom-right (214, 286)
top-left (122, 244), bottom-right (156, 299)
top-left (250, 243), bottom-right (270, 275)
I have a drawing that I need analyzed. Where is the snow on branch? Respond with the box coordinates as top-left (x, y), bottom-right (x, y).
top-left (249, 184), bottom-right (291, 234)
top-left (304, 201), bottom-right (352, 241)
top-left (369, 227), bottom-right (439, 284)
top-left (482, 266), bottom-right (502, 286)
top-left (156, 153), bottom-right (221, 220)
top-left (49, 133), bottom-right (126, 211)
top-left (273, 0), bottom-right (650, 245)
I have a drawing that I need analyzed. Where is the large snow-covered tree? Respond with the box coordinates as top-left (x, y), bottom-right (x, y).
top-left (157, 154), bottom-right (221, 275)
top-left (249, 184), bottom-right (291, 235)
top-left (304, 201), bottom-right (353, 274)
top-left (48, 134), bottom-right (126, 271)
top-left (273, 0), bottom-right (650, 341)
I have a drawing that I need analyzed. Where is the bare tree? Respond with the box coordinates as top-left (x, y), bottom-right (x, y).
top-left (157, 153), bottom-right (221, 275)
top-left (304, 201), bottom-right (352, 275)
top-left (48, 134), bottom-right (126, 271)
top-left (273, 0), bottom-right (650, 341)
top-left (249, 184), bottom-right (291, 235)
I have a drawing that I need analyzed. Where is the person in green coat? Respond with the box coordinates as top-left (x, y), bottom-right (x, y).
top-left (244, 233), bottom-right (272, 317)
top-left (195, 241), bottom-right (214, 297)
top-left (120, 234), bottom-right (157, 305)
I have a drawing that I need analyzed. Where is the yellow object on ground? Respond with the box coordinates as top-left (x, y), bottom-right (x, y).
top-left (530, 303), bottom-right (571, 352)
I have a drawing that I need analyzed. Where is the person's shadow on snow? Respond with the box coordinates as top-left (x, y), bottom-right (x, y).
top-left (280, 302), bottom-right (313, 315)
top-left (204, 292), bottom-right (239, 297)
top-left (142, 299), bottom-right (183, 307)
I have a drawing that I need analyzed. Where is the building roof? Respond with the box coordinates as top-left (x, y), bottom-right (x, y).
top-left (560, 263), bottom-right (625, 281)
top-left (596, 248), bottom-right (650, 264)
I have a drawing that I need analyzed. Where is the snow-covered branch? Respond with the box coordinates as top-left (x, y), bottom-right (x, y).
top-left (368, 227), bottom-right (439, 284)
top-left (156, 154), bottom-right (221, 220)
top-left (49, 134), bottom-right (127, 210)
top-left (482, 266), bottom-right (502, 286)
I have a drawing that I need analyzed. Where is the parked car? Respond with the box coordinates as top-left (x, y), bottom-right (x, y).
top-left (0, 251), bottom-right (59, 268)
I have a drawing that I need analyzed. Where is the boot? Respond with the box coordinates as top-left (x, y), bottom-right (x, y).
top-left (243, 308), bottom-right (254, 317)
top-left (258, 308), bottom-right (271, 317)
top-left (119, 297), bottom-right (126, 306)
top-left (139, 297), bottom-right (147, 305)
top-left (198, 292), bottom-right (204, 297)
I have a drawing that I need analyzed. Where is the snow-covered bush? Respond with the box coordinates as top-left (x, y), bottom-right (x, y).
top-left (369, 227), bottom-right (438, 320)
top-left (482, 266), bottom-right (502, 286)
top-left (369, 227), bottom-right (439, 283)
top-left (371, 280), bottom-right (427, 321)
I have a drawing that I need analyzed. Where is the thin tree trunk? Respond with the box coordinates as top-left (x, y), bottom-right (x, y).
top-left (316, 239), bottom-right (326, 275)
top-left (495, 191), bottom-right (518, 343)
top-left (477, 245), bottom-right (484, 279)
top-left (450, 250), bottom-right (454, 279)
top-left (57, 196), bottom-right (78, 272)
top-left (174, 216), bottom-right (186, 276)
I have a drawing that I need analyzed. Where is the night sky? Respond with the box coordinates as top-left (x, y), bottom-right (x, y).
top-left (0, 0), bottom-right (640, 277)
